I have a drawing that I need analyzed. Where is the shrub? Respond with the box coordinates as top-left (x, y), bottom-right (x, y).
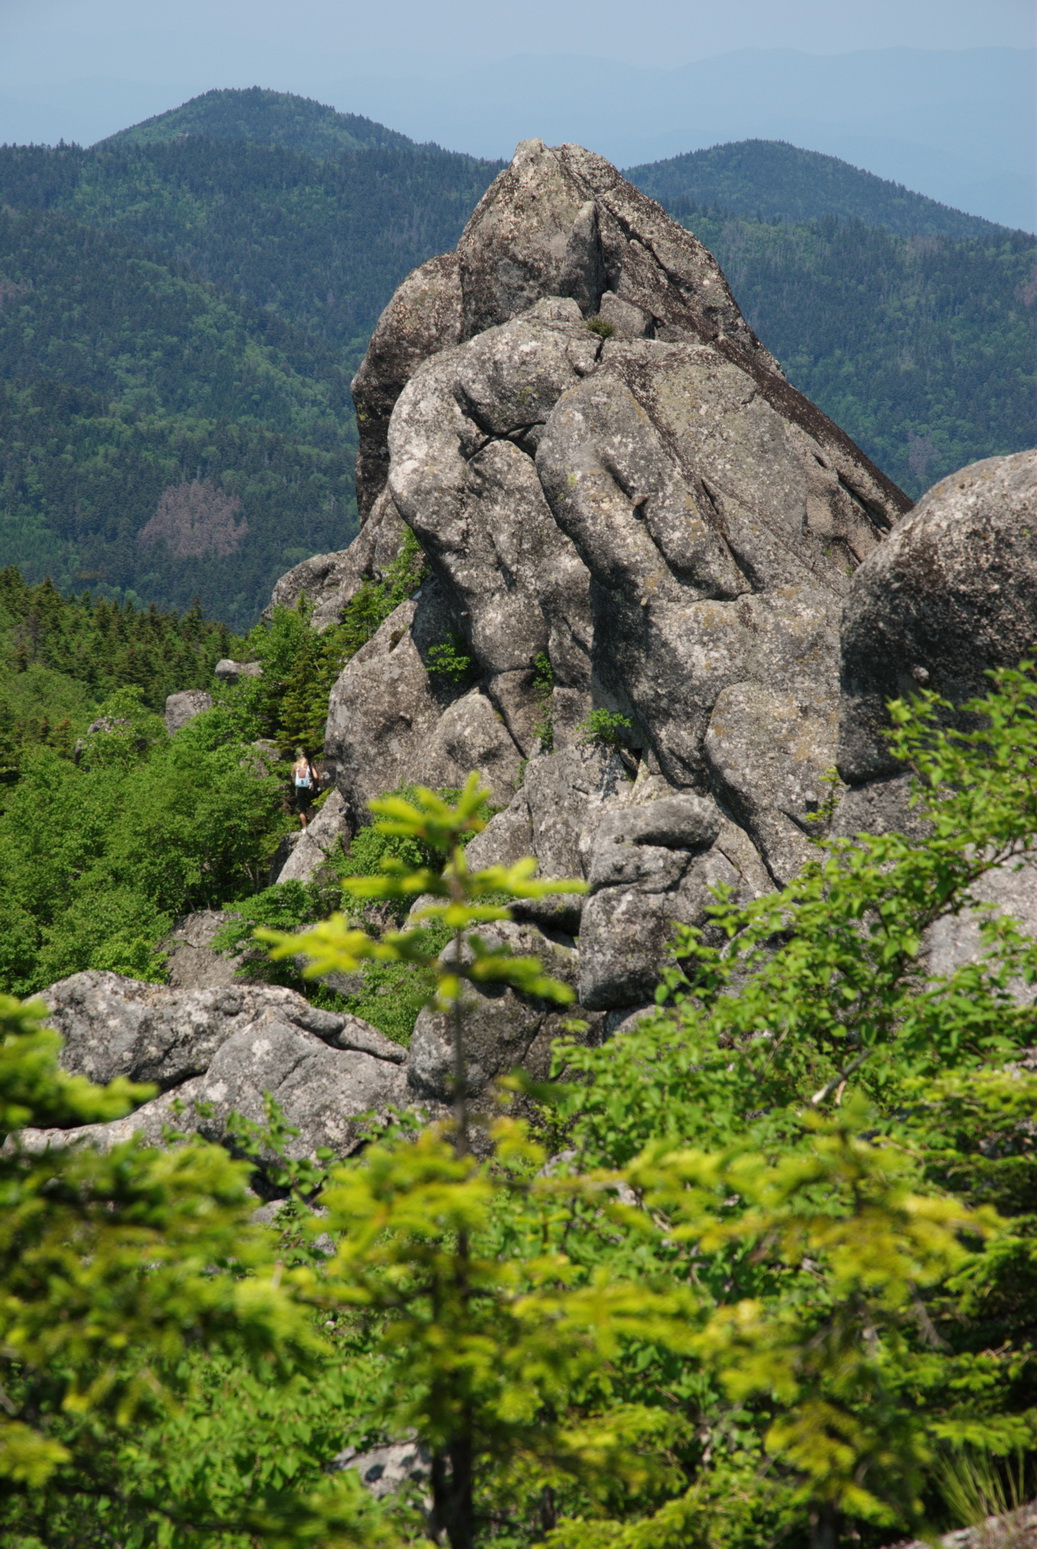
top-left (580, 706), bottom-right (633, 748)
top-left (427, 629), bottom-right (476, 685)
top-left (532, 650), bottom-right (555, 750)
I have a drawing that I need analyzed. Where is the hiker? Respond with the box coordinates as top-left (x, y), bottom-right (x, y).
top-left (291, 748), bottom-right (318, 828)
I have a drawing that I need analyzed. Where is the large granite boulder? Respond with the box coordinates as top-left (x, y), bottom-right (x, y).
top-left (161, 910), bottom-right (247, 992)
top-left (839, 448), bottom-right (1037, 783)
top-left (834, 448), bottom-right (1037, 1000)
top-left (352, 252), bottom-right (464, 520)
top-left (25, 973), bottom-right (408, 1178)
top-left (325, 583), bottom-right (524, 821)
top-left (164, 689), bottom-right (213, 733)
top-left (407, 921), bottom-right (596, 1103)
top-left (213, 658), bottom-right (262, 684)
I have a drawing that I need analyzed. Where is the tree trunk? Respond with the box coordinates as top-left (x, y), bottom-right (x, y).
top-left (810, 1501), bottom-right (840, 1549)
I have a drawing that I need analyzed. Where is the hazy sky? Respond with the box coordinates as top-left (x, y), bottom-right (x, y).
top-left (3, 0), bottom-right (1034, 88)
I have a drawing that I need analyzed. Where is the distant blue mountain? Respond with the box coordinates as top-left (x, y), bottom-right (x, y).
top-left (317, 47), bottom-right (1035, 231)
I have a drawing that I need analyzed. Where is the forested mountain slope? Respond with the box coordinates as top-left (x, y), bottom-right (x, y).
top-left (0, 206), bottom-right (357, 626)
top-left (625, 139), bottom-right (1013, 241)
top-left (0, 134), bottom-right (503, 352)
top-left (684, 209), bottom-right (1036, 494)
top-left (0, 90), bottom-right (1032, 626)
top-left (101, 84), bottom-right (419, 158)
top-left (0, 111), bottom-right (502, 625)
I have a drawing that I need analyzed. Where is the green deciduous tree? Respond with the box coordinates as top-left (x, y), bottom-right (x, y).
top-left (0, 993), bottom-right (358, 1545)
top-left (6, 671), bottom-right (1037, 1548)
top-left (268, 672), bottom-right (1037, 1549)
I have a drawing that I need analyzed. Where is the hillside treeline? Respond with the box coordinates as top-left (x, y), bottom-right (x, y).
top-left (690, 208), bottom-right (1037, 495)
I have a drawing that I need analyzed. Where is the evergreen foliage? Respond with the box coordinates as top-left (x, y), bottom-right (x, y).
top-left (103, 85), bottom-right (418, 158)
top-left (0, 134), bottom-right (502, 353)
top-left (0, 687), bottom-right (289, 994)
top-left (0, 992), bottom-right (373, 1547)
top-left (0, 567), bottom-right (233, 773)
top-left (0, 205), bottom-right (357, 628)
top-left (626, 139), bottom-right (1013, 241)
top-left (0, 561), bottom-right (246, 801)
top-left (0, 206), bottom-right (351, 433)
top-left (684, 209), bottom-right (1037, 497)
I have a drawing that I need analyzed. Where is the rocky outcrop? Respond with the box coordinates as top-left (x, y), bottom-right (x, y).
top-left (835, 447), bottom-right (1037, 997)
top-left (273, 787), bottom-right (350, 884)
top-left (325, 583), bottom-right (524, 816)
top-left (352, 253), bottom-right (463, 519)
top-left (25, 973), bottom-right (408, 1179)
top-left (214, 658), bottom-right (262, 684)
top-left (164, 690), bottom-right (212, 733)
top-left (407, 921), bottom-right (594, 1103)
top-left (34, 143), bottom-right (1035, 1155)
top-left (333, 1440), bottom-right (432, 1502)
top-left (839, 448), bottom-right (1037, 783)
top-left (161, 910), bottom-right (246, 992)
top-left (320, 136), bottom-right (909, 1002)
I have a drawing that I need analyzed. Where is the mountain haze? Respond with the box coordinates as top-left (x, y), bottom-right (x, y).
top-left (322, 47), bottom-right (1035, 229)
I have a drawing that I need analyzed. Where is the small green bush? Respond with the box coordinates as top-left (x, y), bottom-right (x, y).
top-left (580, 706), bottom-right (633, 749)
top-left (426, 629), bottom-right (475, 685)
top-left (532, 650), bottom-right (555, 750)
top-left (585, 314), bottom-right (616, 338)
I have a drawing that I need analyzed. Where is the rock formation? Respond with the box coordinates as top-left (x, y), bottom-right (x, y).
top-left (20, 973), bottom-right (408, 1180)
top-left (26, 138), bottom-right (1037, 1143)
top-left (835, 447), bottom-right (1037, 987)
top-left (164, 689), bottom-right (213, 733)
top-left (840, 448), bottom-right (1037, 784)
top-left (314, 137), bottom-right (911, 1052)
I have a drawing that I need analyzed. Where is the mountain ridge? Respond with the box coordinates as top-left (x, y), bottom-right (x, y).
top-left (98, 85), bottom-right (425, 158)
top-left (90, 86), bottom-right (1032, 247)
top-left (0, 90), bottom-right (1031, 627)
top-left (625, 139), bottom-right (1015, 242)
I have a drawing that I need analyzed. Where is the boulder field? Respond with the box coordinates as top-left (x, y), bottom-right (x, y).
top-left (29, 139), bottom-right (1037, 1166)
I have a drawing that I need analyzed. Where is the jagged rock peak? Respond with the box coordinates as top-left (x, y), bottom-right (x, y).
top-left (455, 138), bottom-right (774, 357)
top-left (289, 135), bottom-right (919, 1024)
top-left (328, 138), bottom-right (915, 914)
top-left (350, 136), bottom-right (780, 521)
top-left (351, 137), bottom-right (907, 524)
